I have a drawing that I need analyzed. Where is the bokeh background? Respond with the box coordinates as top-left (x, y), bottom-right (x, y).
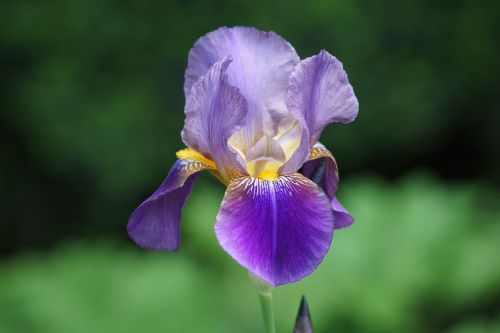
top-left (1, 0), bottom-right (499, 332)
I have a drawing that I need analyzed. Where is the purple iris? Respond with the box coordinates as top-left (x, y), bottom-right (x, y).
top-left (128, 26), bottom-right (358, 286)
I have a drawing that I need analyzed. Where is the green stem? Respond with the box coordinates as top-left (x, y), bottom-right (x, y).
top-left (258, 290), bottom-right (276, 333)
top-left (249, 272), bottom-right (276, 333)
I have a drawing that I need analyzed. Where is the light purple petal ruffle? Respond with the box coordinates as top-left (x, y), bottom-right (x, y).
top-left (182, 57), bottom-right (248, 178)
top-left (300, 144), bottom-right (354, 229)
top-left (215, 173), bottom-right (334, 286)
top-left (286, 50), bottom-right (359, 145)
top-left (127, 159), bottom-right (209, 250)
top-left (184, 26), bottom-right (300, 146)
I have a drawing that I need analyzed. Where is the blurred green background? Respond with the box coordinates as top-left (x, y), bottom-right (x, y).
top-left (1, 0), bottom-right (499, 332)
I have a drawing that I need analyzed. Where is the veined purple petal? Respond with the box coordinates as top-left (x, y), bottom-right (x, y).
top-left (182, 57), bottom-right (248, 180)
top-left (215, 173), bottom-right (334, 286)
top-left (127, 159), bottom-right (210, 250)
top-left (300, 143), bottom-right (354, 229)
top-left (184, 26), bottom-right (300, 145)
top-left (286, 50), bottom-right (359, 145)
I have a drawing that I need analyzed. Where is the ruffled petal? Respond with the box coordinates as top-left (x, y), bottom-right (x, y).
top-left (127, 159), bottom-right (210, 250)
top-left (300, 143), bottom-right (354, 229)
top-left (215, 173), bottom-right (334, 286)
top-left (184, 26), bottom-right (300, 145)
top-left (286, 50), bottom-right (359, 145)
top-left (182, 57), bottom-right (248, 180)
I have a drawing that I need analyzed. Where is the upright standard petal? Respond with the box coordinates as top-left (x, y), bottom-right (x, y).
top-left (127, 159), bottom-right (211, 250)
top-left (300, 144), bottom-right (354, 229)
top-left (215, 173), bottom-right (335, 286)
top-left (182, 57), bottom-right (248, 180)
top-left (286, 50), bottom-right (359, 145)
top-left (184, 26), bottom-right (300, 144)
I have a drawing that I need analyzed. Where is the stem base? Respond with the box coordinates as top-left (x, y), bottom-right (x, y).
top-left (249, 272), bottom-right (276, 333)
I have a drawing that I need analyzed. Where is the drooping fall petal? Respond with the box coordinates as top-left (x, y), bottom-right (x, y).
top-left (215, 173), bottom-right (334, 286)
top-left (331, 196), bottom-right (354, 229)
top-left (127, 159), bottom-right (211, 250)
top-left (301, 144), bottom-right (354, 229)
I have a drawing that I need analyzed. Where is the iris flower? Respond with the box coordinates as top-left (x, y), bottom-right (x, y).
top-left (128, 26), bottom-right (358, 286)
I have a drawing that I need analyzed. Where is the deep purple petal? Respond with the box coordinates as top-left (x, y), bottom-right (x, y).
top-left (300, 144), bottom-right (339, 198)
top-left (184, 26), bottom-right (300, 145)
top-left (182, 57), bottom-right (248, 179)
top-left (127, 159), bottom-right (209, 250)
top-left (215, 173), bottom-right (334, 286)
top-left (300, 144), bottom-right (354, 229)
top-left (331, 196), bottom-right (354, 229)
top-left (286, 50), bottom-right (359, 145)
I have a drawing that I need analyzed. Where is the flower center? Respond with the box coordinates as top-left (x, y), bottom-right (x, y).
top-left (257, 169), bottom-right (280, 180)
top-left (229, 116), bottom-right (302, 180)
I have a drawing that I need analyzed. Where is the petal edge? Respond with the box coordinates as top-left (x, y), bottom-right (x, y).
top-left (286, 50), bottom-right (359, 145)
top-left (182, 57), bottom-right (248, 181)
top-left (127, 159), bottom-right (209, 250)
top-left (300, 144), bottom-right (354, 229)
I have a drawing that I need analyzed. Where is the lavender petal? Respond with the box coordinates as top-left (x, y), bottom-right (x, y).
top-left (286, 50), bottom-right (359, 145)
top-left (184, 26), bottom-right (300, 145)
top-left (182, 57), bottom-right (248, 179)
